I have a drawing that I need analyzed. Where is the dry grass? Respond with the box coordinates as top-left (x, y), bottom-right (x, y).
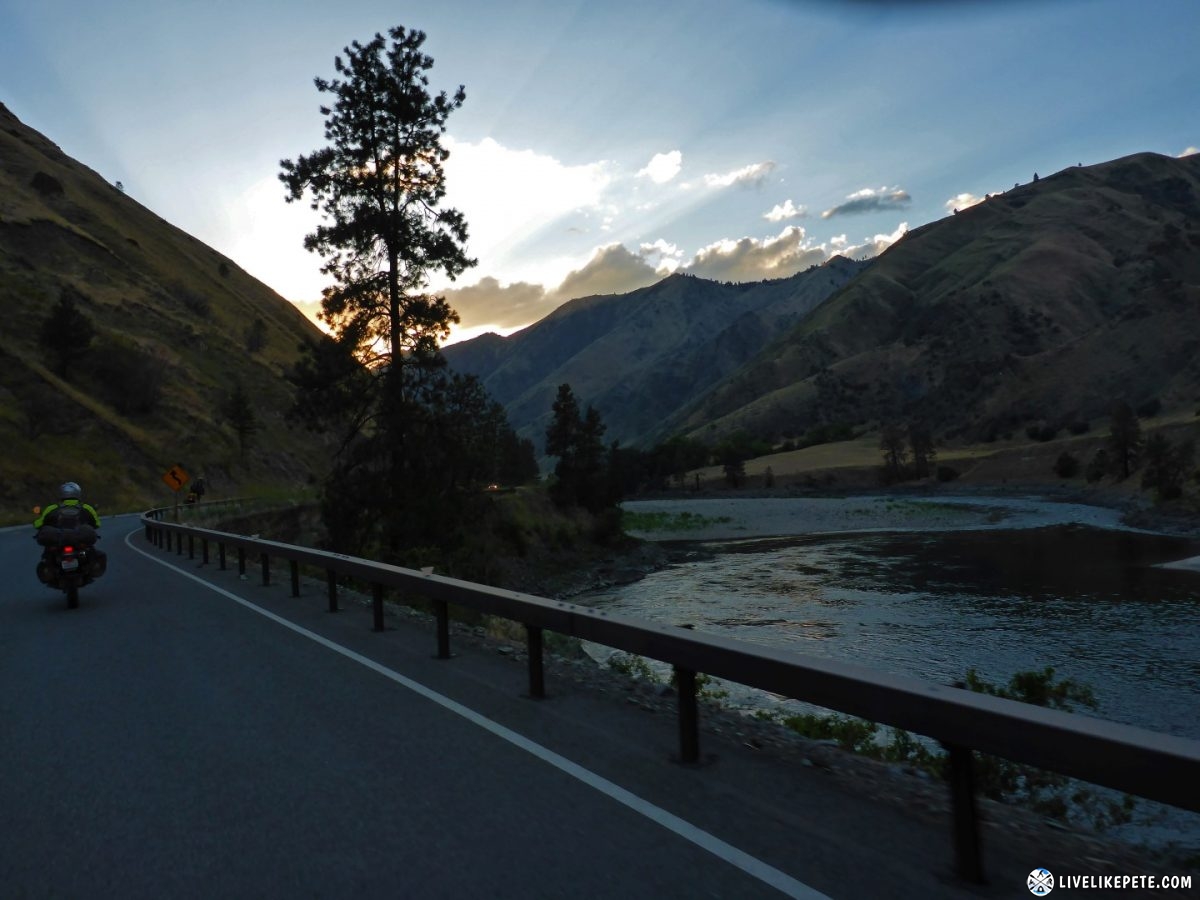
top-left (0, 103), bottom-right (333, 522)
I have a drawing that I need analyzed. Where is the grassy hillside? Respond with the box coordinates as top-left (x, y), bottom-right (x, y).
top-left (671, 152), bottom-right (1200, 446)
top-left (0, 102), bottom-right (331, 522)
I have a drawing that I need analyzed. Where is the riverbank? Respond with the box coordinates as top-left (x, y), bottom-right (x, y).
top-left (622, 494), bottom-right (1139, 541)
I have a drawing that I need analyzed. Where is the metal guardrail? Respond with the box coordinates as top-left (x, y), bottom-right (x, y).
top-left (141, 507), bottom-right (1200, 883)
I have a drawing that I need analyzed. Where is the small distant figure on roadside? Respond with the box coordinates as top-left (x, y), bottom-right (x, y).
top-left (185, 475), bottom-right (207, 505)
top-left (33, 481), bottom-right (107, 578)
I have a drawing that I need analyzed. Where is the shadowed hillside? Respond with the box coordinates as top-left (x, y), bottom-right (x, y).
top-left (444, 256), bottom-right (869, 451)
top-left (0, 102), bottom-right (329, 518)
top-left (666, 152), bottom-right (1200, 444)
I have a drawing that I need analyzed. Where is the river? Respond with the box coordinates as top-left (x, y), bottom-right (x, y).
top-left (576, 497), bottom-right (1200, 846)
top-left (581, 523), bottom-right (1200, 739)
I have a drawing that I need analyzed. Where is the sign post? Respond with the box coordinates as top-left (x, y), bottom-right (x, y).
top-left (162, 464), bottom-right (189, 522)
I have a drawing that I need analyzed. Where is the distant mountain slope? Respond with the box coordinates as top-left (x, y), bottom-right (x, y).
top-left (667, 152), bottom-right (1200, 444)
top-left (0, 102), bottom-right (329, 515)
top-left (443, 256), bottom-right (869, 450)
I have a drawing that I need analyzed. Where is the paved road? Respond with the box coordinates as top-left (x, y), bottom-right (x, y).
top-left (0, 516), bottom-right (1126, 898)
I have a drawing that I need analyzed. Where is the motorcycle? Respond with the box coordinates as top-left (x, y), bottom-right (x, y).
top-left (36, 541), bottom-right (97, 609)
top-left (33, 507), bottom-right (106, 609)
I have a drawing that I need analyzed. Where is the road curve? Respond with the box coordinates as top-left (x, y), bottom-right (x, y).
top-left (0, 516), bottom-right (1099, 898)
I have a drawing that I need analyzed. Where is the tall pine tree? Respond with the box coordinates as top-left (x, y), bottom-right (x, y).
top-left (281, 27), bottom-right (479, 553)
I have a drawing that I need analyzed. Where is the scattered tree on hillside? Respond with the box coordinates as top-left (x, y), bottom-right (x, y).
top-left (224, 379), bottom-right (259, 459)
top-left (1085, 448), bottom-right (1110, 483)
top-left (713, 432), bottom-right (771, 489)
top-left (908, 422), bottom-right (936, 478)
top-left (1106, 402), bottom-right (1143, 480)
top-left (86, 337), bottom-right (163, 415)
top-left (245, 317), bottom-right (268, 353)
top-left (39, 289), bottom-right (95, 376)
top-left (1141, 433), bottom-right (1194, 500)
top-left (878, 421), bottom-right (940, 484)
top-left (652, 435), bottom-right (710, 490)
top-left (715, 441), bottom-right (746, 488)
top-left (281, 26), bottom-right (487, 554)
top-left (1053, 452), bottom-right (1080, 479)
top-left (879, 422), bottom-right (909, 483)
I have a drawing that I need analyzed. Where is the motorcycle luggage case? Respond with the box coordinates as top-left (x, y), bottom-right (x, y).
top-left (36, 524), bottom-right (97, 547)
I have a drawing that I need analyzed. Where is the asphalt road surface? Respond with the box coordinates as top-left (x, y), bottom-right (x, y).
top-left (0, 515), bottom-right (1142, 898)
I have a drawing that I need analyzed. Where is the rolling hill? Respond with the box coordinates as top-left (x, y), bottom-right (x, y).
top-left (443, 255), bottom-right (869, 451)
top-left (0, 102), bottom-right (330, 519)
top-left (664, 151), bottom-right (1200, 445)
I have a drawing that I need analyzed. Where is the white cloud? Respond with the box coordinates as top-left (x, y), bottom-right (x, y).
top-left (224, 175), bottom-right (325, 303)
top-left (553, 243), bottom-right (665, 301)
top-left (944, 192), bottom-right (985, 213)
top-left (639, 238), bottom-right (683, 265)
top-left (441, 218), bottom-right (914, 334)
top-left (441, 242), bottom-right (673, 332)
top-left (703, 160), bottom-right (777, 189)
top-left (844, 222), bottom-right (908, 260)
top-left (684, 225), bottom-right (827, 281)
top-left (443, 137), bottom-right (614, 266)
top-left (638, 150), bottom-right (683, 184)
top-left (1179, 146), bottom-right (1199, 158)
top-left (822, 186), bottom-right (911, 219)
top-left (763, 199), bottom-right (807, 222)
top-left (440, 276), bottom-right (550, 331)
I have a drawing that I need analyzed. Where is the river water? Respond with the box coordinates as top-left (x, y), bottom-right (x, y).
top-left (583, 525), bottom-right (1200, 739)
top-left (577, 518), bottom-right (1200, 844)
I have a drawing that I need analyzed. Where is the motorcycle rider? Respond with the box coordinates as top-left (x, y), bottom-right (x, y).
top-left (33, 481), bottom-right (107, 581)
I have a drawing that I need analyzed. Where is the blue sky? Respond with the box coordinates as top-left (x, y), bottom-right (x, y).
top-left (2, 0), bottom-right (1197, 341)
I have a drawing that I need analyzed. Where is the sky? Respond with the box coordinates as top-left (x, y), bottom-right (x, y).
top-left (2, 0), bottom-right (1197, 343)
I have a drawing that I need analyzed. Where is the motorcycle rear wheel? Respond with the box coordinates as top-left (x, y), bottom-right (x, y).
top-left (67, 584), bottom-right (79, 609)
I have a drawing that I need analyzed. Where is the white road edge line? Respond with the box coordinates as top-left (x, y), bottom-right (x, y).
top-left (125, 527), bottom-right (828, 900)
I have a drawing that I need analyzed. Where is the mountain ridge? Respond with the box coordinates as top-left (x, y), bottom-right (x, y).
top-left (662, 151), bottom-right (1200, 445)
top-left (443, 255), bottom-right (870, 451)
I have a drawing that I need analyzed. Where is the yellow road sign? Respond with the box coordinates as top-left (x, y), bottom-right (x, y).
top-left (162, 465), bottom-right (189, 492)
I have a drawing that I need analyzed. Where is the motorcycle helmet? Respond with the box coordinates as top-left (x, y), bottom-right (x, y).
top-left (60, 481), bottom-right (82, 501)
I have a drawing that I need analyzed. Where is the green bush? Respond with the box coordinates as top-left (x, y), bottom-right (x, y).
top-left (1085, 449), bottom-right (1109, 483)
top-left (87, 338), bottom-right (164, 415)
top-left (1053, 452), bottom-right (1080, 478)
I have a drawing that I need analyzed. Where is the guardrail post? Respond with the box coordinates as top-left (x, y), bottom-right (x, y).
top-left (372, 584), bottom-right (385, 631)
top-left (526, 625), bottom-right (545, 698)
top-left (261, 553), bottom-right (270, 586)
top-left (219, 543), bottom-right (226, 571)
top-left (176, 532), bottom-right (183, 556)
top-left (237, 548), bottom-right (246, 576)
top-left (188, 535), bottom-right (194, 560)
top-left (290, 561), bottom-right (300, 598)
top-left (202, 539), bottom-right (209, 565)
top-left (945, 743), bottom-right (985, 884)
top-left (327, 571), bottom-right (338, 612)
top-left (674, 666), bottom-right (700, 764)
top-left (435, 600), bottom-right (450, 659)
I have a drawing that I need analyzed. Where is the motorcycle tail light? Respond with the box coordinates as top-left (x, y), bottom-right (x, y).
top-left (63, 545), bottom-right (74, 553)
